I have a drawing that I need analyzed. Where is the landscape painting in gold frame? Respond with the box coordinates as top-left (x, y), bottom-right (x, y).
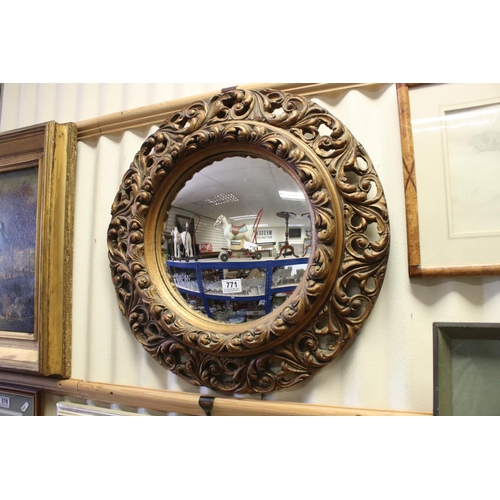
top-left (397, 83), bottom-right (500, 277)
top-left (0, 121), bottom-right (77, 376)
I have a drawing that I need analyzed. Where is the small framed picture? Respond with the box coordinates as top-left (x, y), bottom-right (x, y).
top-left (0, 385), bottom-right (41, 416)
top-left (434, 322), bottom-right (500, 415)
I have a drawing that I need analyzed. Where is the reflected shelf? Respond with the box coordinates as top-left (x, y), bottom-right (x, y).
top-left (167, 256), bottom-right (308, 319)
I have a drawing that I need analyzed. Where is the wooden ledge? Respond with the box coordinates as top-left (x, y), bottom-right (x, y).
top-left (0, 371), bottom-right (430, 416)
top-left (76, 83), bottom-right (379, 140)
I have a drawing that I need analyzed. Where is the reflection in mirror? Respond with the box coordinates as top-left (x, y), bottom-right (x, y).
top-left (163, 156), bottom-right (311, 324)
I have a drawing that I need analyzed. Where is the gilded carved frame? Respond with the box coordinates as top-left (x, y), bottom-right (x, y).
top-left (0, 122), bottom-right (76, 377)
top-left (108, 88), bottom-right (390, 393)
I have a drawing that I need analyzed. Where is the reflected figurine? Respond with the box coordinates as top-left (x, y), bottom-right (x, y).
top-left (171, 226), bottom-right (194, 260)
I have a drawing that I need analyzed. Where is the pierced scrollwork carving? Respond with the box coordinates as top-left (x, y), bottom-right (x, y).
top-left (108, 88), bottom-right (390, 393)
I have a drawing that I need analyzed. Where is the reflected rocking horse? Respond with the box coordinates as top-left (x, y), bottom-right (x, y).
top-left (214, 210), bottom-right (263, 261)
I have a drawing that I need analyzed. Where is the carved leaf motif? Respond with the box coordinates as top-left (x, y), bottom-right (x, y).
top-left (107, 88), bottom-right (390, 393)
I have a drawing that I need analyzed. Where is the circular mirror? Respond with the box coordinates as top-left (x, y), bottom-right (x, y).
top-left (162, 156), bottom-right (312, 324)
top-left (108, 88), bottom-right (390, 393)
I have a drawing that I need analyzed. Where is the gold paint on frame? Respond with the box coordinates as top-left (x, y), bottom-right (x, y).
top-left (108, 88), bottom-right (390, 393)
top-left (0, 122), bottom-right (77, 377)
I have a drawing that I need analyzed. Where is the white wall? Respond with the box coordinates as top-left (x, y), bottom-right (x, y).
top-left (2, 83), bottom-right (499, 414)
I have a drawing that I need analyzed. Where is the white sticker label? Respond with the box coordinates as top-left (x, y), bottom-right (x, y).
top-left (21, 402), bottom-right (30, 413)
top-left (0, 396), bottom-right (10, 409)
top-left (222, 279), bottom-right (242, 294)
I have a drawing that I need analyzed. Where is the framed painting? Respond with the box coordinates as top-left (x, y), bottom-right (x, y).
top-left (0, 121), bottom-right (77, 377)
top-left (434, 323), bottom-right (500, 416)
top-left (176, 214), bottom-right (194, 233)
top-left (0, 384), bottom-right (41, 416)
top-left (397, 83), bottom-right (500, 277)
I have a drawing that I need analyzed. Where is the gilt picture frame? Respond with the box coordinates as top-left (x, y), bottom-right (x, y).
top-left (0, 121), bottom-right (77, 377)
top-left (397, 83), bottom-right (500, 277)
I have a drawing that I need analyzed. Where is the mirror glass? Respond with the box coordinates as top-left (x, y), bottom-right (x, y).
top-left (163, 156), bottom-right (312, 324)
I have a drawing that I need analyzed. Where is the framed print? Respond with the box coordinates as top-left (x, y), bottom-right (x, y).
top-left (175, 214), bottom-right (194, 233)
top-left (397, 83), bottom-right (500, 277)
top-left (0, 384), bottom-right (41, 416)
top-left (434, 323), bottom-right (500, 416)
top-left (0, 121), bottom-right (77, 377)
top-left (56, 401), bottom-right (145, 416)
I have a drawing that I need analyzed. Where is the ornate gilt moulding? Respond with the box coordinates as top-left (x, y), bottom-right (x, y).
top-left (107, 88), bottom-right (390, 394)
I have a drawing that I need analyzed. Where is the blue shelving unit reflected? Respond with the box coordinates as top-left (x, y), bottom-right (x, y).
top-left (167, 257), bottom-right (308, 318)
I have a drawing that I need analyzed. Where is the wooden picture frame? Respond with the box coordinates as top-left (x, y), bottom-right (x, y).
top-left (434, 322), bottom-right (500, 416)
top-left (0, 121), bottom-right (77, 377)
top-left (397, 83), bottom-right (500, 277)
top-left (0, 384), bottom-right (41, 416)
